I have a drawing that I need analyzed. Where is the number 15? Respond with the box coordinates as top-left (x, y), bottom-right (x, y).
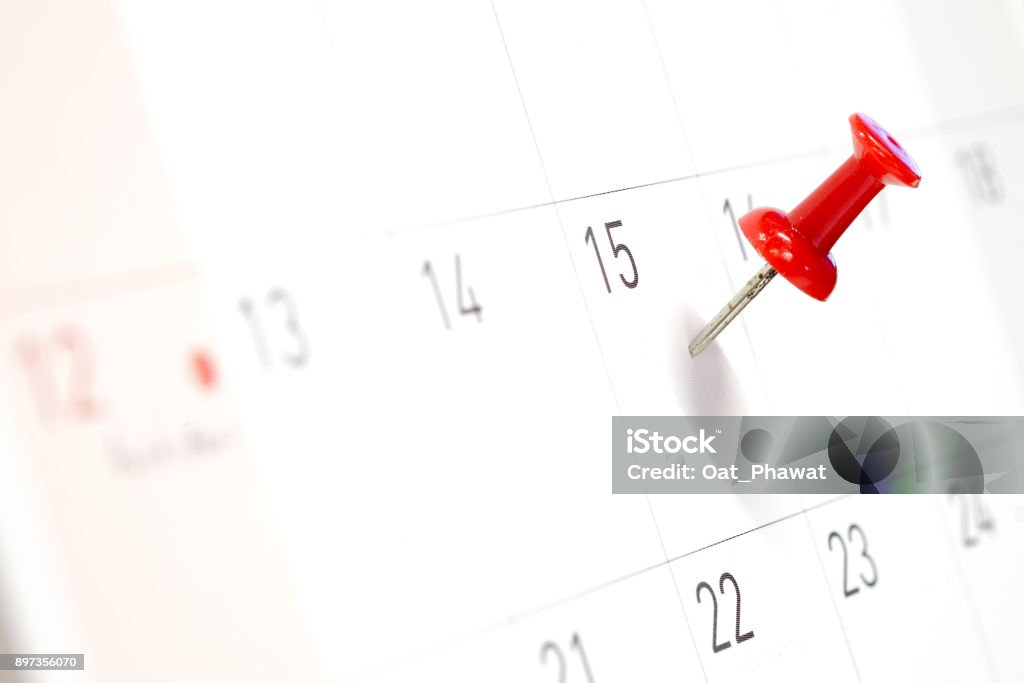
top-left (584, 220), bottom-right (638, 293)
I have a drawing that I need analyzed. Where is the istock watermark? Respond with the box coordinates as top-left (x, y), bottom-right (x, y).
top-left (625, 428), bottom-right (718, 454)
top-left (611, 417), bottom-right (1024, 494)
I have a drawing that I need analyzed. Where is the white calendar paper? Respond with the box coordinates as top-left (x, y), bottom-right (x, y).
top-left (0, 1), bottom-right (1023, 681)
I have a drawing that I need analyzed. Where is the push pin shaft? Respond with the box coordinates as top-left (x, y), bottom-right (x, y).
top-left (689, 264), bottom-right (776, 357)
top-left (689, 113), bottom-right (921, 357)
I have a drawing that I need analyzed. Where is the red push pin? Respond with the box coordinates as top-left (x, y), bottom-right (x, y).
top-left (689, 113), bottom-right (921, 357)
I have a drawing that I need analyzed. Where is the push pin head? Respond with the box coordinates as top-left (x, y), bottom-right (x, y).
top-left (689, 113), bottom-right (920, 357)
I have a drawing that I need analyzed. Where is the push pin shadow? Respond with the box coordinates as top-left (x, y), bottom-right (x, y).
top-left (689, 113), bottom-right (921, 357)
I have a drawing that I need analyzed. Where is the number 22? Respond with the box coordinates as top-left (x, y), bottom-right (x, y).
top-left (696, 572), bottom-right (754, 653)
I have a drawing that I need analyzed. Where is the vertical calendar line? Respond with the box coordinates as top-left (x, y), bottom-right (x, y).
top-left (637, 0), bottom-right (775, 414)
top-left (639, 493), bottom-right (711, 683)
top-left (797, 496), bottom-right (865, 683)
top-left (488, 4), bottom-right (710, 681)
top-left (487, 0), bottom-right (623, 417)
top-left (929, 495), bottom-right (1002, 682)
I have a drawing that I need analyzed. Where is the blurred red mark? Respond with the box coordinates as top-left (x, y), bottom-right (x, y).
top-left (190, 349), bottom-right (218, 390)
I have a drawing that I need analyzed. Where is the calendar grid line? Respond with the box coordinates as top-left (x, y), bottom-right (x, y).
top-left (640, 491), bottom-right (711, 683)
top-left (930, 495), bottom-right (1002, 682)
top-left (503, 493), bottom-right (855, 627)
top-left (478, 19), bottom-right (706, 680)
top-left (636, 0), bottom-right (777, 417)
top-left (392, 104), bottom-right (1024, 240)
top-left (0, 263), bottom-right (199, 317)
top-left (482, 12), bottom-right (713, 680)
top-left (391, 147), bottom-right (839, 238)
top-left (662, 494), bottom-right (855, 565)
top-left (344, 493), bottom-right (859, 683)
top-left (487, 0), bottom-right (625, 421)
top-left (798, 501), bottom-right (865, 682)
top-left (3, 109), bottom-right (1021, 320)
top-left (490, 8), bottom-right (736, 682)
top-left (632, 7), bottom-right (780, 671)
top-left (6, 3), bottom-right (1024, 681)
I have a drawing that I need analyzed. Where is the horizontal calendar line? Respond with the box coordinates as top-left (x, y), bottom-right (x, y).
top-left (390, 145), bottom-right (842, 237)
top-left (664, 494), bottom-right (855, 564)
top-left (386, 142), bottom-right (842, 239)
top-left (392, 104), bottom-right (1024, 239)
top-left (497, 495), bottom-right (854, 638)
top-left (664, 508), bottom-right (808, 563)
top-left (357, 494), bottom-right (856, 683)
top-left (0, 263), bottom-right (201, 318)
top-left (5, 107), bottom-right (1023, 314)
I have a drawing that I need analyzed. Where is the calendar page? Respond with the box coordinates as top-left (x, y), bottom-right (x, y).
top-left (1, 1), bottom-right (1023, 681)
